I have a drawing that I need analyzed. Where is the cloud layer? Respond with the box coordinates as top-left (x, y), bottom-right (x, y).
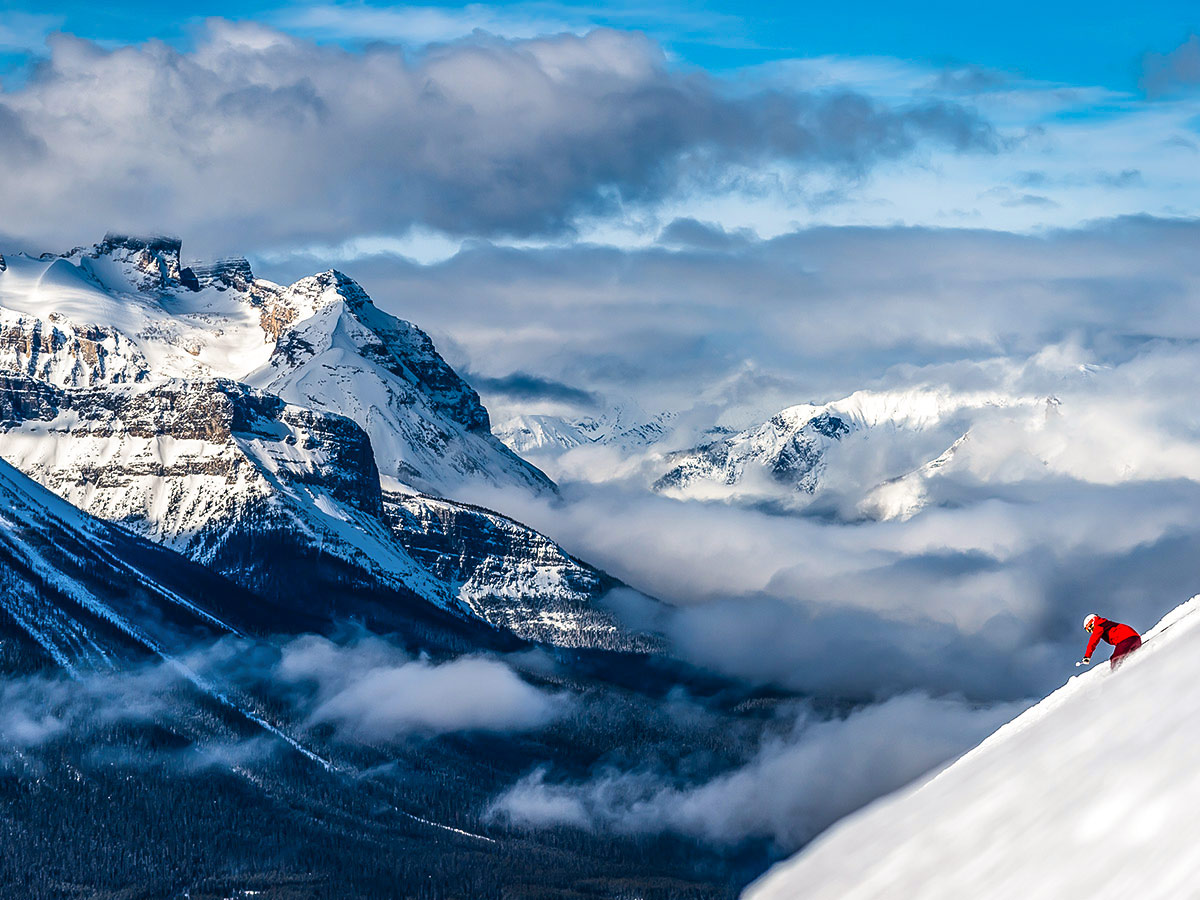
top-left (273, 634), bottom-right (564, 739)
top-left (322, 215), bottom-right (1200, 428)
top-left (0, 23), bottom-right (995, 253)
top-left (489, 692), bottom-right (1019, 850)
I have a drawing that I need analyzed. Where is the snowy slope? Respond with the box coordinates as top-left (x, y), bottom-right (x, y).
top-left (0, 454), bottom-right (241, 674)
top-left (493, 405), bottom-right (677, 456)
top-left (746, 597), bottom-right (1200, 900)
top-left (493, 414), bottom-right (589, 454)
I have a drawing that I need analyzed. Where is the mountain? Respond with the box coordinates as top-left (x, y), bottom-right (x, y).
top-left (493, 404), bottom-right (677, 456)
top-left (493, 414), bottom-right (590, 454)
top-left (653, 388), bottom-right (1050, 514)
top-left (385, 492), bottom-right (658, 651)
top-left (0, 454), bottom-right (757, 899)
top-left (0, 236), bottom-right (641, 650)
top-left (0, 453), bottom-right (244, 675)
top-left (745, 597), bottom-right (1200, 900)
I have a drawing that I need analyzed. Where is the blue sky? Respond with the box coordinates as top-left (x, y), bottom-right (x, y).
top-left (3, 0), bottom-right (1197, 87)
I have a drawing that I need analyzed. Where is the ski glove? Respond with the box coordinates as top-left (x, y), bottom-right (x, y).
top-left (1076, 658), bottom-right (1091, 667)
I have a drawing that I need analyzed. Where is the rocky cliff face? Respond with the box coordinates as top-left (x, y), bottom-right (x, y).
top-left (0, 236), bottom-right (642, 651)
top-left (385, 493), bottom-right (660, 652)
top-left (0, 372), bottom-right (443, 599)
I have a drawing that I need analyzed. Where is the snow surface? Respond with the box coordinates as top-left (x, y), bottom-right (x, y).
top-left (493, 404), bottom-right (677, 456)
top-left (746, 596), bottom-right (1200, 900)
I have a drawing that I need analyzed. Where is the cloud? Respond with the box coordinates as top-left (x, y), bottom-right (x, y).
top-left (273, 3), bottom-right (579, 44)
top-left (1001, 192), bottom-right (1057, 208)
top-left (931, 64), bottom-right (1009, 95)
top-left (273, 634), bottom-right (564, 739)
top-left (0, 633), bottom-right (564, 768)
top-left (1016, 169), bottom-right (1142, 189)
top-left (0, 23), bottom-right (997, 253)
top-left (466, 370), bottom-right (600, 407)
top-left (488, 692), bottom-right (1021, 850)
top-left (658, 217), bottom-right (757, 250)
top-left (0, 661), bottom-right (181, 754)
top-left (325, 216), bottom-right (1200, 427)
top-left (0, 104), bottom-right (44, 162)
top-left (1142, 34), bottom-right (1200, 97)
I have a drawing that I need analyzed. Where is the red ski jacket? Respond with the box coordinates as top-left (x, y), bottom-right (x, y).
top-left (1084, 617), bottom-right (1139, 659)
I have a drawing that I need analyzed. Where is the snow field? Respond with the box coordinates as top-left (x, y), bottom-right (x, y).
top-left (746, 595), bottom-right (1200, 900)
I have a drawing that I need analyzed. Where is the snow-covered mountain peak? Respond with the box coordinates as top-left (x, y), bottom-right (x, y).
top-left (70, 233), bottom-right (186, 294)
top-left (494, 414), bottom-right (589, 453)
top-left (774, 386), bottom-right (1038, 434)
top-left (654, 386), bottom-right (1050, 508)
top-left (0, 235), bottom-right (550, 495)
top-left (246, 268), bottom-right (546, 493)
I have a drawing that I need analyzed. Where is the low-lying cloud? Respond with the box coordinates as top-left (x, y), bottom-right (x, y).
top-left (327, 216), bottom-right (1200, 427)
top-left (273, 634), bottom-right (564, 739)
top-left (0, 659), bottom-right (192, 755)
top-left (461, 354), bottom-right (1200, 704)
top-left (0, 634), bottom-right (565, 762)
top-left (489, 692), bottom-right (1021, 850)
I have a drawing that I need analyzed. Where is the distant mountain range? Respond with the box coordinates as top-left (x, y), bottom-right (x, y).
top-left (494, 405), bottom-right (678, 455)
top-left (495, 387), bottom-right (1058, 520)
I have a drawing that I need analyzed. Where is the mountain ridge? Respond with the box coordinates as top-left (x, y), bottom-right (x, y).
top-left (0, 235), bottom-right (643, 651)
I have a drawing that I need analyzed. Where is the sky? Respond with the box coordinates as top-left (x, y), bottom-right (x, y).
top-left (1, 1), bottom-right (1199, 263)
top-left (2, 0), bottom-right (1197, 85)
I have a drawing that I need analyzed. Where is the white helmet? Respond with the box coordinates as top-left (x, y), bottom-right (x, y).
top-left (1083, 613), bottom-right (1099, 632)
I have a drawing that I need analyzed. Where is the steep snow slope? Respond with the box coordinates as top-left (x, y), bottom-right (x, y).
top-left (0, 454), bottom-right (243, 674)
top-left (746, 597), bottom-right (1200, 900)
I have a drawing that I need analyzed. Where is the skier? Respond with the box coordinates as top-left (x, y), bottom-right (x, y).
top-left (1076, 613), bottom-right (1141, 671)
